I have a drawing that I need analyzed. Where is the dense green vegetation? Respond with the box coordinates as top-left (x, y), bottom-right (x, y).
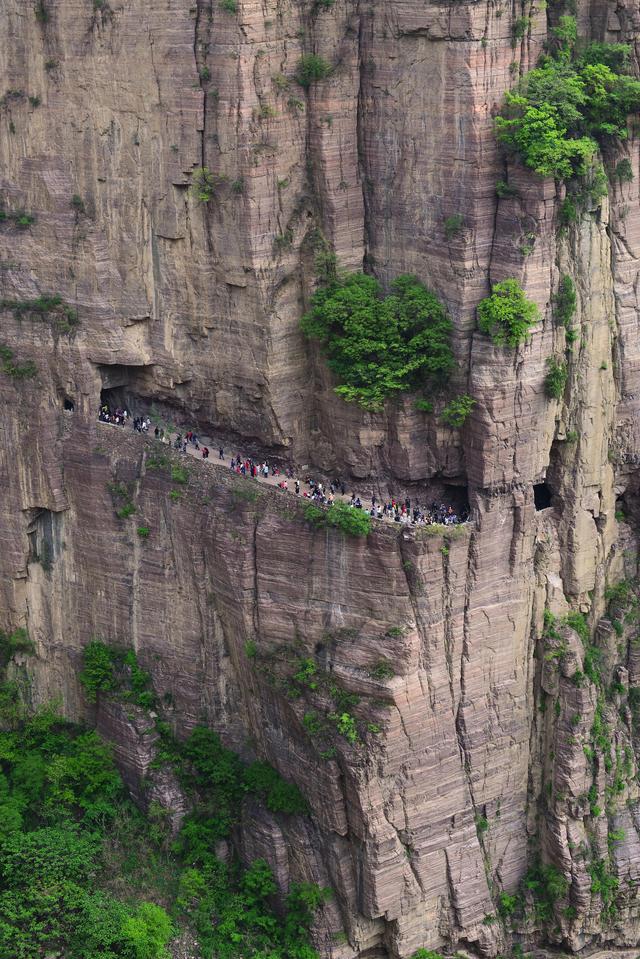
top-left (0, 632), bottom-right (325, 959)
top-left (301, 272), bottom-right (455, 410)
top-left (477, 278), bottom-right (539, 346)
top-left (303, 500), bottom-right (371, 536)
top-left (440, 394), bottom-right (475, 428)
top-left (0, 704), bottom-right (175, 959)
top-left (0, 705), bottom-right (323, 959)
top-left (496, 20), bottom-right (640, 180)
top-left (0, 205), bottom-right (35, 228)
top-left (191, 167), bottom-right (225, 203)
top-left (544, 356), bottom-right (568, 399)
top-left (295, 55), bottom-right (331, 87)
top-left (553, 274), bottom-right (577, 327)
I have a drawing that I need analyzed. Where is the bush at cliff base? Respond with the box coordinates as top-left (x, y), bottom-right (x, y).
top-left (0, 703), bottom-right (326, 959)
top-left (301, 272), bottom-right (455, 411)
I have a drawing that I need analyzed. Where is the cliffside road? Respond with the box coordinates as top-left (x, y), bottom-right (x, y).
top-left (97, 416), bottom-right (469, 530)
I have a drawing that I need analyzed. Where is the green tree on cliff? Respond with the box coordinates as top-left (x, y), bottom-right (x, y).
top-left (495, 23), bottom-right (640, 180)
top-left (301, 272), bottom-right (455, 411)
top-left (477, 279), bottom-right (539, 347)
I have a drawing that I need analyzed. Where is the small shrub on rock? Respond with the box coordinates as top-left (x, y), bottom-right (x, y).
top-left (295, 54), bottom-right (331, 88)
top-left (440, 394), bottom-right (475, 428)
top-left (303, 500), bottom-right (371, 537)
top-left (544, 356), bottom-right (568, 399)
top-left (477, 278), bottom-right (539, 346)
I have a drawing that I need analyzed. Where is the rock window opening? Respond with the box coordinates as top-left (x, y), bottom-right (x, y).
top-left (63, 397), bottom-right (75, 411)
top-left (534, 482), bottom-right (552, 511)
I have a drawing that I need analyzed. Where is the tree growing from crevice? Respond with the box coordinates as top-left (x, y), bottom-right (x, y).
top-left (301, 272), bottom-right (455, 410)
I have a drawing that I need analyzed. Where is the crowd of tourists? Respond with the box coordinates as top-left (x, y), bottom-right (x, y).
top-left (98, 404), bottom-right (129, 426)
top-left (97, 405), bottom-right (469, 529)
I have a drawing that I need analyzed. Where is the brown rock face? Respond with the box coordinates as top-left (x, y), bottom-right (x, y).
top-left (5, 0), bottom-right (640, 957)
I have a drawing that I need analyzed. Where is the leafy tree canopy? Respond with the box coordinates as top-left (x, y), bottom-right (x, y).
top-left (301, 272), bottom-right (455, 411)
top-left (477, 279), bottom-right (540, 347)
top-left (496, 26), bottom-right (640, 179)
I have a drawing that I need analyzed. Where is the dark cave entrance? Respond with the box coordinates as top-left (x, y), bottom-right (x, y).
top-left (442, 483), bottom-right (470, 519)
top-left (98, 364), bottom-right (153, 413)
top-left (534, 481), bottom-right (553, 511)
top-left (63, 397), bottom-right (75, 412)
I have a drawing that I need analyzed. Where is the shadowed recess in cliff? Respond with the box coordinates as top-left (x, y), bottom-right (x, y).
top-left (26, 507), bottom-right (63, 572)
top-left (98, 363), bottom-right (155, 413)
top-left (534, 481), bottom-right (552, 511)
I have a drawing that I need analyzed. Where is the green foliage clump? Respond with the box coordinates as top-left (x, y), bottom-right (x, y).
top-left (0, 707), bottom-right (174, 959)
top-left (295, 54), bottom-right (331, 87)
top-left (176, 852), bottom-right (329, 959)
top-left (168, 727), bottom-right (309, 837)
top-left (589, 858), bottom-right (619, 915)
top-left (475, 814), bottom-right (489, 834)
top-left (301, 272), bottom-right (455, 410)
top-left (244, 761), bottom-right (308, 814)
top-left (559, 195), bottom-right (579, 226)
top-left (191, 167), bottom-right (225, 203)
top-left (80, 641), bottom-right (155, 709)
top-left (444, 213), bottom-right (464, 239)
top-left (496, 179), bottom-right (518, 198)
top-left (566, 610), bottom-right (589, 644)
top-left (367, 660), bottom-right (395, 681)
top-left (523, 861), bottom-right (569, 921)
top-left (326, 500), bottom-right (371, 536)
top-left (0, 344), bottom-right (37, 379)
top-left (220, 0), bottom-right (237, 11)
top-left (614, 157), bottom-right (634, 182)
top-left (477, 278), bottom-right (540, 346)
top-left (495, 29), bottom-right (640, 181)
top-left (553, 274), bottom-right (577, 327)
top-left (331, 712), bottom-right (358, 744)
top-left (303, 500), bottom-right (371, 536)
top-left (137, 525), bottom-right (150, 538)
top-left (0, 294), bottom-right (79, 334)
top-left (0, 628), bottom-right (34, 669)
top-left (440, 394), bottom-right (475, 428)
top-left (170, 465), bottom-right (189, 485)
top-left (496, 26), bottom-right (640, 180)
top-left (80, 640), bottom-right (116, 702)
top-left (0, 204), bottom-right (35, 229)
top-left (544, 356), bottom-right (568, 399)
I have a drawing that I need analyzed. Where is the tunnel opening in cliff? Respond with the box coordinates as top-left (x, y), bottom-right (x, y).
top-left (534, 481), bottom-right (553, 511)
top-left (441, 483), bottom-right (470, 517)
top-left (98, 363), bottom-right (154, 413)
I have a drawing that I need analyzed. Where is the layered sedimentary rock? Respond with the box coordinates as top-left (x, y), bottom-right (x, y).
top-left (4, 0), bottom-right (640, 957)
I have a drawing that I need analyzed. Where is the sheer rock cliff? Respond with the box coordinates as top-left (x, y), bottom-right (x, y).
top-left (4, 0), bottom-right (640, 957)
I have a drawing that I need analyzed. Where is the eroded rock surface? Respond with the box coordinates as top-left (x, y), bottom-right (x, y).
top-left (4, 0), bottom-right (640, 957)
